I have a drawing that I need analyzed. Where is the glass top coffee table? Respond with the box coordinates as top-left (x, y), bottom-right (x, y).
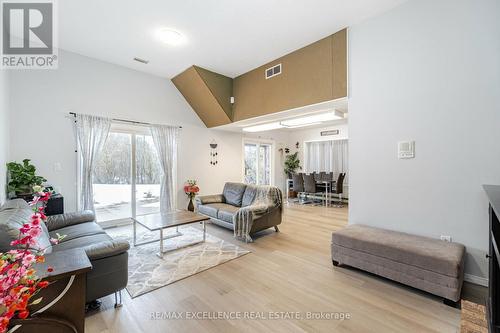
top-left (132, 210), bottom-right (210, 258)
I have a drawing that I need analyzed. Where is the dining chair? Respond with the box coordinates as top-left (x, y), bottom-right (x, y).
top-left (319, 171), bottom-right (326, 181)
top-left (312, 171), bottom-right (326, 202)
top-left (331, 173), bottom-right (346, 207)
top-left (313, 172), bottom-right (321, 181)
top-left (322, 172), bottom-right (333, 181)
top-left (292, 173), bottom-right (305, 203)
top-left (303, 173), bottom-right (322, 205)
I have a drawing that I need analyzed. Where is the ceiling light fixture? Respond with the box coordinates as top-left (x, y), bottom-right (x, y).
top-left (281, 122), bottom-right (322, 129)
top-left (242, 122), bottom-right (283, 133)
top-left (156, 28), bottom-right (186, 46)
top-left (241, 110), bottom-right (344, 133)
top-left (280, 110), bottom-right (344, 128)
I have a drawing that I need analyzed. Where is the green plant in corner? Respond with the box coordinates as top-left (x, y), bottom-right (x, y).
top-left (284, 152), bottom-right (301, 178)
top-left (6, 159), bottom-right (47, 197)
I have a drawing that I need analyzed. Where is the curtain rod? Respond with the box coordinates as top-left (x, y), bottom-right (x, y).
top-left (69, 112), bottom-right (182, 128)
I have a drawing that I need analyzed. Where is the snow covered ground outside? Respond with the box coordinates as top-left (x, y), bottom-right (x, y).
top-left (93, 184), bottom-right (160, 222)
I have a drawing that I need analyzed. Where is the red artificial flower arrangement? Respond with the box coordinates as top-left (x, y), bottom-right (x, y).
top-left (0, 187), bottom-right (64, 333)
top-left (184, 180), bottom-right (200, 199)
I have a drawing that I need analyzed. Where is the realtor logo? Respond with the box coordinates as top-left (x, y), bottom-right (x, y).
top-left (1, 0), bottom-right (58, 69)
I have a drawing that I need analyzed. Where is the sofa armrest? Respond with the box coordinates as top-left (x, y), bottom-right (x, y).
top-left (46, 211), bottom-right (96, 232)
top-left (83, 240), bottom-right (130, 261)
top-left (196, 194), bottom-right (225, 205)
top-left (237, 204), bottom-right (269, 219)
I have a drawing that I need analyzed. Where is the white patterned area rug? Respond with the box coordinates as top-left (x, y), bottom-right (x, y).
top-left (107, 225), bottom-right (250, 298)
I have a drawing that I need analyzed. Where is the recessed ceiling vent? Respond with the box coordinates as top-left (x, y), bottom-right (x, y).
top-left (265, 63), bottom-right (282, 79)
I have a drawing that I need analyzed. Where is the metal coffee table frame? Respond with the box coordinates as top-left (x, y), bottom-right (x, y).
top-left (133, 211), bottom-right (209, 258)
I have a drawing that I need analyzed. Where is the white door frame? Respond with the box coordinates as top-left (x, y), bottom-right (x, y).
top-left (242, 138), bottom-right (275, 186)
top-left (83, 123), bottom-right (159, 225)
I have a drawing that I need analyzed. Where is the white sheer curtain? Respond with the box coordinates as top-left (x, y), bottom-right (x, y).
top-left (305, 139), bottom-right (348, 183)
top-left (150, 125), bottom-right (180, 214)
top-left (75, 114), bottom-right (111, 211)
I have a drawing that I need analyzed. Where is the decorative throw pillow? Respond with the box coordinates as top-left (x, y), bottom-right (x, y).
top-left (0, 198), bottom-right (30, 211)
top-left (0, 208), bottom-right (52, 253)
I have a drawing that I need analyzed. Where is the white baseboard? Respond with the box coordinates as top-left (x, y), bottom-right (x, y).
top-left (464, 273), bottom-right (488, 287)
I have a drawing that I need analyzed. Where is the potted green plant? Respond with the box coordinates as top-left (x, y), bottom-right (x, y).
top-left (7, 159), bottom-right (47, 200)
top-left (284, 152), bottom-right (301, 179)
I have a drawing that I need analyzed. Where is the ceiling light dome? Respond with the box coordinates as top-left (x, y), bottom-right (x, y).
top-left (156, 28), bottom-right (186, 46)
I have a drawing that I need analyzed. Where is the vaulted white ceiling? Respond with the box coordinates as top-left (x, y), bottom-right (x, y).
top-left (59, 0), bottom-right (406, 78)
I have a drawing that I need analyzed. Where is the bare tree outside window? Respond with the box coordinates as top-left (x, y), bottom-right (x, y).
top-left (93, 132), bottom-right (161, 223)
top-left (244, 142), bottom-right (272, 186)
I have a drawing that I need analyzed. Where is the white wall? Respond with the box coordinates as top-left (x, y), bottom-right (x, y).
top-left (9, 50), bottom-right (244, 211)
top-left (349, 0), bottom-right (500, 280)
top-left (0, 70), bottom-right (9, 204)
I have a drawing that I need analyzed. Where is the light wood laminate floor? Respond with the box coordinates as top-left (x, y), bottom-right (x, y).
top-left (86, 203), bottom-right (462, 333)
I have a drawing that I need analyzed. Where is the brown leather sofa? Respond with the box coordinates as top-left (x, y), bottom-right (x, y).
top-left (196, 182), bottom-right (282, 241)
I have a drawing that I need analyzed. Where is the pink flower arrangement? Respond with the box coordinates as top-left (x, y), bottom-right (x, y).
top-left (0, 188), bottom-right (63, 333)
top-left (184, 180), bottom-right (200, 199)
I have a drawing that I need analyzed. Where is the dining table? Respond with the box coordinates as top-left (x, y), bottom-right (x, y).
top-left (286, 179), bottom-right (337, 207)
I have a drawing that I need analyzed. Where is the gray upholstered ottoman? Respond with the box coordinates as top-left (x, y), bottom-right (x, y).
top-left (331, 224), bottom-right (465, 304)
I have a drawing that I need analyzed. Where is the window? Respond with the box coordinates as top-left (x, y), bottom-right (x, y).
top-left (243, 140), bottom-right (273, 185)
top-left (135, 134), bottom-right (162, 216)
top-left (93, 125), bottom-right (161, 224)
top-left (304, 139), bottom-right (348, 183)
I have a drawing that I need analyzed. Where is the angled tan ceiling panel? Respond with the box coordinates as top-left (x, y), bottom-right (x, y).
top-left (194, 66), bottom-right (233, 120)
top-left (232, 35), bottom-right (334, 122)
top-left (172, 66), bottom-right (233, 127)
top-left (172, 28), bottom-right (347, 127)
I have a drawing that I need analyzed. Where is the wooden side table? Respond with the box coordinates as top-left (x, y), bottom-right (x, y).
top-left (9, 248), bottom-right (92, 333)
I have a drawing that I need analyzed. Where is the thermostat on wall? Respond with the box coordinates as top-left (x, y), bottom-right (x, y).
top-left (398, 141), bottom-right (415, 159)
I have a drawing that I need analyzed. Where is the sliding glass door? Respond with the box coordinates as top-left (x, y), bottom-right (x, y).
top-left (135, 134), bottom-right (161, 216)
top-left (93, 132), bottom-right (132, 222)
top-left (243, 140), bottom-right (273, 185)
top-left (93, 129), bottom-right (161, 224)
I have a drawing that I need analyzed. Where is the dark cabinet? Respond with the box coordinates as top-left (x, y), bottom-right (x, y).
top-left (45, 194), bottom-right (64, 216)
top-left (484, 184), bottom-right (500, 333)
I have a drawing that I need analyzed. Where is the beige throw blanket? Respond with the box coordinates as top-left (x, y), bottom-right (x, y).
top-left (234, 186), bottom-right (282, 242)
